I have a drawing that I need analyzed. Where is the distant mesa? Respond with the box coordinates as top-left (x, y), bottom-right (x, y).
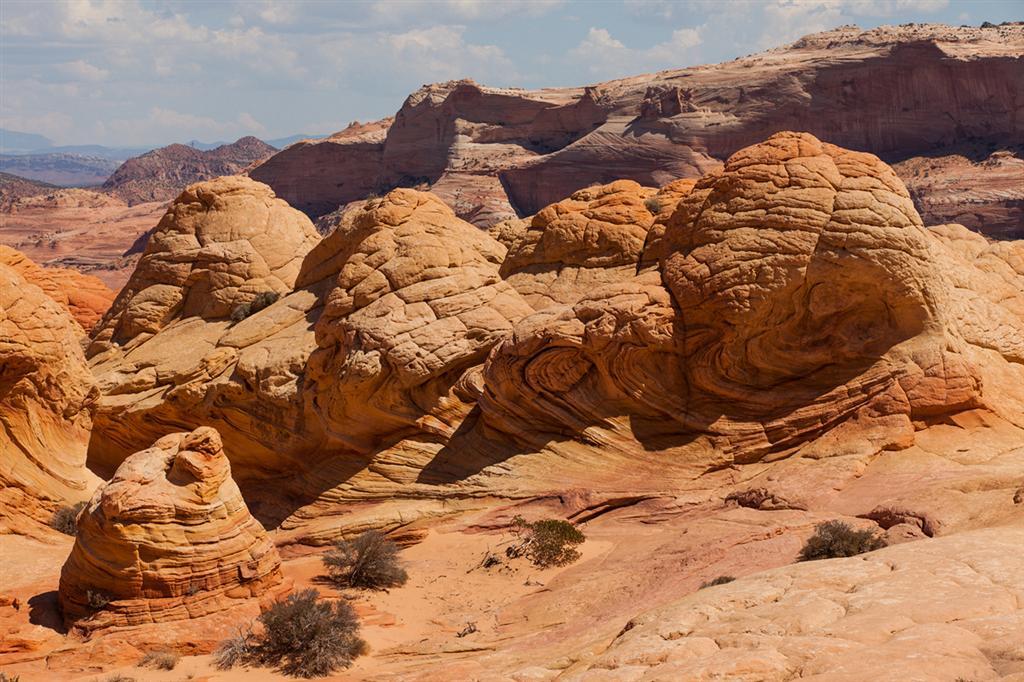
top-left (251, 23), bottom-right (1024, 240)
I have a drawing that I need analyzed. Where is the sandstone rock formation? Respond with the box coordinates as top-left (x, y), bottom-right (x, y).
top-left (895, 145), bottom-right (1024, 239)
top-left (251, 24), bottom-right (1023, 239)
top-left (102, 137), bottom-right (277, 205)
top-left (59, 427), bottom-right (283, 630)
top-left (0, 261), bottom-right (99, 536)
top-left (86, 183), bottom-right (532, 485)
top-left (88, 133), bottom-right (1024, 528)
top-left (89, 175), bottom-right (319, 351)
top-left (0, 171), bottom-right (57, 210)
top-left (0, 245), bottom-right (116, 332)
top-left (555, 526), bottom-right (1024, 681)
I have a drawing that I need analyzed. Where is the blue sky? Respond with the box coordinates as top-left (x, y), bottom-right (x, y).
top-left (1, 0), bottom-right (1020, 147)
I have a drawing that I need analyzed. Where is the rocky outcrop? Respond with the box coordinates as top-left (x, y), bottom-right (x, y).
top-left (89, 175), bottom-right (319, 351)
top-left (86, 133), bottom-right (1024, 538)
top-left (0, 245), bottom-right (116, 332)
top-left (0, 261), bottom-right (99, 536)
top-left (86, 185), bottom-right (532, 482)
top-left (59, 427), bottom-right (283, 631)
top-left (499, 179), bottom-right (659, 309)
top-left (554, 526), bottom-right (1024, 681)
top-left (251, 24), bottom-right (1024, 240)
top-left (895, 145), bottom-right (1024, 239)
top-left (479, 132), bottom-right (1014, 468)
top-left (102, 137), bottom-right (277, 205)
top-left (0, 172), bottom-right (57, 210)
top-left (250, 120), bottom-right (390, 218)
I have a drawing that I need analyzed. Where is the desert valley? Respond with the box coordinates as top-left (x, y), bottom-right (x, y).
top-left (1, 12), bottom-right (1023, 682)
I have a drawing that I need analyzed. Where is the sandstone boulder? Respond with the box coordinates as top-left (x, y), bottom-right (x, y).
top-left (0, 262), bottom-right (99, 536)
top-left (89, 175), bottom-right (319, 353)
top-left (59, 427), bottom-right (283, 631)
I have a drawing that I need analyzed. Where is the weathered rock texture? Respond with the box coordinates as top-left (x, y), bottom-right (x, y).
top-left (554, 526), bottom-right (1024, 681)
top-left (102, 137), bottom-right (277, 205)
top-left (0, 261), bottom-right (99, 536)
top-left (87, 132), bottom-right (1024, 546)
top-left (87, 184), bottom-right (532, 484)
top-left (59, 427), bottom-right (283, 630)
top-left (0, 245), bottom-right (116, 332)
top-left (251, 23), bottom-right (1024, 239)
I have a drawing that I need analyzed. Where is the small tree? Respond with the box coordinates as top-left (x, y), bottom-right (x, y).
top-left (50, 500), bottom-right (87, 536)
top-left (256, 589), bottom-right (366, 677)
top-left (508, 516), bottom-right (585, 568)
top-left (798, 520), bottom-right (884, 562)
top-left (322, 530), bottom-right (408, 590)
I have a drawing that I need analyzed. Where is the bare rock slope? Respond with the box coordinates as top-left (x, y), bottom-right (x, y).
top-left (251, 23), bottom-right (1024, 238)
top-left (0, 260), bottom-right (99, 537)
top-left (0, 245), bottom-right (116, 332)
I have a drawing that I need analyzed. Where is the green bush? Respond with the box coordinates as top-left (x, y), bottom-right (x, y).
top-left (50, 500), bottom-right (87, 536)
top-left (798, 520), bottom-right (884, 562)
top-left (508, 516), bottom-right (586, 568)
top-left (231, 291), bottom-right (280, 322)
top-left (700, 575), bottom-right (736, 589)
top-left (643, 196), bottom-right (662, 213)
top-left (322, 530), bottom-right (408, 590)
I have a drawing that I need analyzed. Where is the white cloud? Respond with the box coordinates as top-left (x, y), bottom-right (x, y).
top-left (570, 26), bottom-right (704, 77)
top-left (59, 59), bottom-right (110, 82)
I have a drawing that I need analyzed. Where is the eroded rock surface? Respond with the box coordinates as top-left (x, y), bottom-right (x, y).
top-left (0, 245), bottom-right (116, 332)
top-left (59, 427), bottom-right (283, 631)
top-left (0, 262), bottom-right (99, 536)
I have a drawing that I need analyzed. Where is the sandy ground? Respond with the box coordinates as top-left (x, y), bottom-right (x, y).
top-left (0, 199), bottom-right (166, 291)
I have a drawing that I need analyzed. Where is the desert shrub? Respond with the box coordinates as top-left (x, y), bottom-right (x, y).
top-left (322, 530), bottom-right (408, 590)
top-left (230, 291), bottom-right (280, 322)
top-left (798, 520), bottom-right (884, 562)
top-left (87, 589), bottom-right (111, 609)
top-left (1, 673), bottom-right (22, 682)
top-left (508, 516), bottom-right (586, 568)
top-left (700, 575), bottom-right (736, 589)
top-left (138, 651), bottom-right (179, 671)
top-left (103, 676), bottom-right (135, 682)
top-left (213, 624), bottom-right (256, 671)
top-left (643, 196), bottom-right (662, 213)
top-left (981, 21), bottom-right (996, 28)
top-left (50, 500), bottom-right (87, 536)
top-left (255, 589), bottom-right (366, 677)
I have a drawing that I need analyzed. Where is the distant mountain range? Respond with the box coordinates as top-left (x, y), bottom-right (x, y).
top-left (0, 128), bottom-right (324, 188)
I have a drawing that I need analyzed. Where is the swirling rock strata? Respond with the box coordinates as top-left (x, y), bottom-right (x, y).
top-left (59, 427), bottom-right (283, 630)
top-left (0, 261), bottom-right (99, 536)
top-left (480, 132), bottom-right (1008, 466)
top-left (0, 245), bottom-right (116, 333)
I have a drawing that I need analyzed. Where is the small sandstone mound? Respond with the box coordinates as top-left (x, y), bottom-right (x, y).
top-left (59, 427), bottom-right (283, 631)
top-left (0, 262), bottom-right (99, 536)
top-left (499, 180), bottom-right (658, 309)
top-left (0, 245), bottom-right (116, 332)
top-left (89, 175), bottom-right (319, 352)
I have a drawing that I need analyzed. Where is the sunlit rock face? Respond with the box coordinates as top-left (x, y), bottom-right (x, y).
top-left (59, 427), bottom-right (283, 631)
